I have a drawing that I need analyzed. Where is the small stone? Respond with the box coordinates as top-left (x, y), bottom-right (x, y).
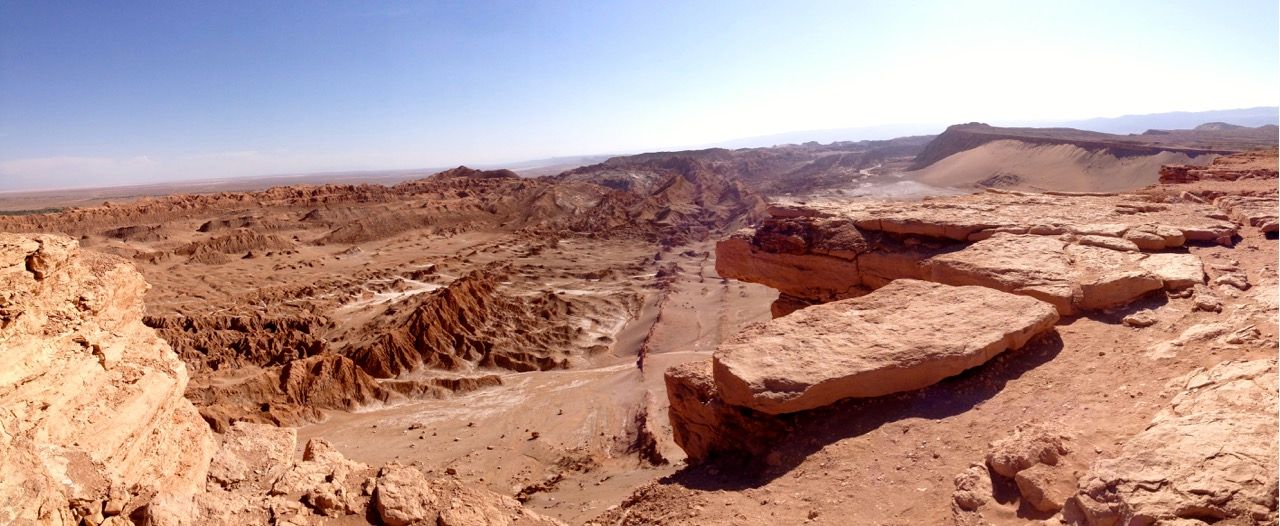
top-left (1213, 273), bottom-right (1251, 290)
top-left (1122, 310), bottom-right (1156, 328)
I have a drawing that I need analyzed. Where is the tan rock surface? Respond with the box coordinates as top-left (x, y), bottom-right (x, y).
top-left (712, 279), bottom-right (1059, 414)
top-left (808, 189), bottom-right (1238, 245)
top-left (0, 233), bottom-right (215, 525)
top-left (664, 360), bottom-right (790, 463)
top-left (985, 424), bottom-right (1072, 479)
top-left (375, 465), bottom-right (567, 526)
top-left (1068, 359), bottom-right (1279, 525)
top-left (718, 192), bottom-right (1220, 316)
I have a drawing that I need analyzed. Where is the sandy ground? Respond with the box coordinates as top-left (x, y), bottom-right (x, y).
top-left (909, 139), bottom-right (1213, 192)
top-left (296, 240), bottom-right (776, 524)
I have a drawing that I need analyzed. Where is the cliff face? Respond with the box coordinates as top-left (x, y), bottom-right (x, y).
top-left (0, 233), bottom-right (214, 524)
top-left (0, 234), bottom-right (565, 525)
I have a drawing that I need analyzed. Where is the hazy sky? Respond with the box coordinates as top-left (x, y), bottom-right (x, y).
top-left (2, 0), bottom-right (1277, 191)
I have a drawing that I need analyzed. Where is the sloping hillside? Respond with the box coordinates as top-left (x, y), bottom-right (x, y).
top-left (907, 123), bottom-right (1277, 191)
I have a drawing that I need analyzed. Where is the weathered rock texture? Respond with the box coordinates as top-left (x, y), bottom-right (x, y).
top-left (0, 233), bottom-right (215, 525)
top-left (1159, 149), bottom-right (1278, 184)
top-left (668, 280), bottom-right (1058, 462)
top-left (0, 234), bottom-right (562, 525)
top-left (712, 279), bottom-right (1058, 414)
top-left (186, 422), bottom-right (566, 525)
top-left (1153, 149), bottom-right (1278, 236)
top-left (665, 360), bottom-right (790, 463)
top-left (1067, 359), bottom-right (1279, 526)
top-left (717, 189), bottom-right (1233, 315)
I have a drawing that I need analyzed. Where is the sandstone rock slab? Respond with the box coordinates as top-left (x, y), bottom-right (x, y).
top-left (1138, 252), bottom-right (1206, 290)
top-left (664, 360), bottom-right (790, 463)
top-left (791, 190), bottom-right (1238, 245)
top-left (1068, 359), bottom-right (1278, 525)
top-left (712, 279), bottom-right (1059, 414)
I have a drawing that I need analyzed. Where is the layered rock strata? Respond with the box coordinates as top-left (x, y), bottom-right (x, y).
top-left (668, 280), bottom-right (1057, 461)
top-left (717, 190), bottom-right (1229, 315)
top-left (712, 279), bottom-right (1058, 414)
top-left (0, 233), bottom-right (215, 524)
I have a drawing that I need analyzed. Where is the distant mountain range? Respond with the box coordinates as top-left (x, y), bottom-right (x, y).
top-left (707, 107), bottom-right (1279, 149)
top-left (1034, 106), bottom-right (1279, 135)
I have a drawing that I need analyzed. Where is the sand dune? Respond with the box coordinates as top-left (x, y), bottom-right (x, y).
top-left (909, 139), bottom-right (1214, 192)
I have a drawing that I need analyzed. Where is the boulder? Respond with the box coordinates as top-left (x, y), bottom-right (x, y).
top-left (207, 422), bottom-right (297, 491)
top-left (985, 424), bottom-right (1072, 478)
top-left (712, 279), bottom-right (1059, 414)
top-left (1139, 253), bottom-right (1206, 290)
top-left (1014, 462), bottom-right (1076, 513)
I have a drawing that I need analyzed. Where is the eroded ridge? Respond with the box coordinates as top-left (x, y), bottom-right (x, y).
top-left (0, 234), bottom-right (564, 525)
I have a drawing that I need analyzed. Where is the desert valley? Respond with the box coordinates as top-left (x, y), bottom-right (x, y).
top-left (1, 119), bottom-right (1277, 525)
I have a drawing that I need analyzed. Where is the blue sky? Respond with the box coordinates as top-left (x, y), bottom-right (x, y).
top-left (1, 0), bottom-right (1276, 190)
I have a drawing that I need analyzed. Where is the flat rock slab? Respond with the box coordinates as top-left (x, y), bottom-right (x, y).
top-left (712, 279), bottom-right (1059, 414)
top-left (782, 190), bottom-right (1238, 245)
top-left (928, 234), bottom-right (1202, 315)
top-left (1069, 359), bottom-right (1278, 525)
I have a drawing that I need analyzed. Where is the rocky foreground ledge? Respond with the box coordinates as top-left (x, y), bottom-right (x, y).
top-left (664, 160), bottom-right (1277, 524)
top-left (0, 233), bottom-right (562, 525)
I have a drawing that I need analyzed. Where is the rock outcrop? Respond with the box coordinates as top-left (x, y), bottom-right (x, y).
top-left (718, 190), bottom-right (1230, 315)
top-left (0, 234), bottom-right (562, 525)
top-left (0, 233), bottom-right (215, 524)
top-left (1067, 359), bottom-right (1278, 526)
top-left (665, 361), bottom-right (791, 463)
top-left (668, 280), bottom-right (1057, 461)
top-left (1152, 149), bottom-right (1278, 236)
top-left (712, 279), bottom-right (1058, 414)
top-left (1159, 149), bottom-right (1279, 184)
top-left (188, 422), bottom-right (566, 525)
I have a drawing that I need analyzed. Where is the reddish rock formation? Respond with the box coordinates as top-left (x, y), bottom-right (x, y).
top-left (712, 280), bottom-right (1058, 414)
top-left (717, 187), bottom-right (1244, 316)
top-left (664, 361), bottom-right (790, 463)
top-left (346, 265), bottom-right (591, 377)
top-left (1159, 149), bottom-right (1279, 184)
top-left (187, 422), bottom-right (565, 524)
top-left (144, 311), bottom-right (327, 371)
top-left (1150, 149), bottom-right (1278, 236)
